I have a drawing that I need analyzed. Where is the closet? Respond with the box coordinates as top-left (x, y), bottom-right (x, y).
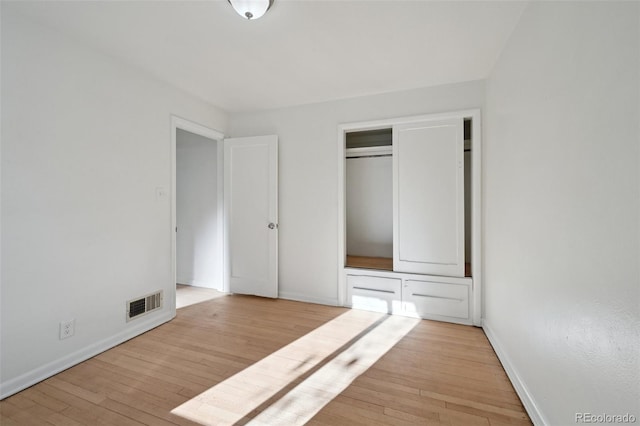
top-left (345, 128), bottom-right (393, 271)
top-left (339, 110), bottom-right (481, 326)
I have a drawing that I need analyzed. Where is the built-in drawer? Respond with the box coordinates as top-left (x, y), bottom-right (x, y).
top-left (402, 280), bottom-right (469, 319)
top-left (346, 274), bottom-right (402, 314)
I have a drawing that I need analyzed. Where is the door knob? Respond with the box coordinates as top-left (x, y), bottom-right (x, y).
top-left (268, 223), bottom-right (277, 229)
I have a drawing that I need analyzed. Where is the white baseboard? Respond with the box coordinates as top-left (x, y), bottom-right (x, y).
top-left (0, 310), bottom-right (175, 399)
top-left (278, 291), bottom-right (339, 307)
top-left (482, 319), bottom-right (548, 426)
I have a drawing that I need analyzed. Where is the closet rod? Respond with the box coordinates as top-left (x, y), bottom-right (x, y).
top-left (346, 154), bottom-right (392, 159)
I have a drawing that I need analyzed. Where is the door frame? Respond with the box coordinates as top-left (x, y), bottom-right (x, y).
top-left (337, 109), bottom-right (482, 326)
top-left (170, 116), bottom-right (226, 314)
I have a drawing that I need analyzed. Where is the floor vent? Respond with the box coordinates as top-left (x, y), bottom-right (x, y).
top-left (127, 290), bottom-right (163, 322)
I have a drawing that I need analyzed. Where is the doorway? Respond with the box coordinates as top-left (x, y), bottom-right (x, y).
top-left (171, 117), bottom-right (225, 310)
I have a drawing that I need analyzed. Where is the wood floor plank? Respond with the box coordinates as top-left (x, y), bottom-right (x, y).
top-left (421, 390), bottom-right (528, 420)
top-left (340, 382), bottom-right (445, 420)
top-left (1, 289), bottom-right (531, 425)
top-left (19, 388), bottom-right (69, 413)
top-left (45, 412), bottom-right (86, 426)
top-left (45, 377), bottom-right (106, 405)
top-left (383, 406), bottom-right (443, 426)
top-left (443, 401), bottom-right (531, 426)
top-left (0, 413), bottom-right (21, 426)
top-left (2, 398), bottom-right (65, 426)
top-left (99, 394), bottom-right (198, 426)
top-left (311, 398), bottom-right (396, 426)
top-left (83, 360), bottom-right (188, 400)
top-left (418, 380), bottom-right (526, 410)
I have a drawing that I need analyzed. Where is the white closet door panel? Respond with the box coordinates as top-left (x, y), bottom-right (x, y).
top-left (225, 135), bottom-right (278, 298)
top-left (393, 119), bottom-right (464, 277)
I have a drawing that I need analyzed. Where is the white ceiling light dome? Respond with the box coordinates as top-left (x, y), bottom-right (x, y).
top-left (228, 0), bottom-right (274, 20)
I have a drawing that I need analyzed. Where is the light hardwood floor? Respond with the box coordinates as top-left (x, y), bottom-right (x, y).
top-left (0, 295), bottom-right (531, 425)
top-left (176, 284), bottom-right (226, 309)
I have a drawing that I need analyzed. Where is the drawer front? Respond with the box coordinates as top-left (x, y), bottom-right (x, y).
top-left (347, 275), bottom-right (402, 314)
top-left (403, 280), bottom-right (469, 319)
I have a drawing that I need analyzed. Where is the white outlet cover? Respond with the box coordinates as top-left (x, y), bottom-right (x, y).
top-left (59, 319), bottom-right (75, 340)
top-left (156, 186), bottom-right (168, 200)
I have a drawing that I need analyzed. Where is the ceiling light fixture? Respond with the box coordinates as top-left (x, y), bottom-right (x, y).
top-left (228, 0), bottom-right (274, 20)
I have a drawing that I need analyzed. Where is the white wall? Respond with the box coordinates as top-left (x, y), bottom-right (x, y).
top-left (228, 81), bottom-right (484, 304)
top-left (0, 9), bottom-right (227, 397)
top-left (176, 129), bottom-right (221, 289)
top-left (346, 156), bottom-right (393, 258)
top-left (484, 2), bottom-right (639, 424)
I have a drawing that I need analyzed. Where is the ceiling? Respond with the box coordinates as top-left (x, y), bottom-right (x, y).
top-left (5, 0), bottom-right (527, 113)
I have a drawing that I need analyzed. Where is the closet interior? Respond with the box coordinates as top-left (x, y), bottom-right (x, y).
top-left (345, 128), bottom-right (394, 271)
top-left (340, 112), bottom-right (480, 326)
top-left (345, 120), bottom-right (472, 276)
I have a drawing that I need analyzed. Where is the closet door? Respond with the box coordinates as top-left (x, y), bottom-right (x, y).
top-left (393, 118), bottom-right (464, 277)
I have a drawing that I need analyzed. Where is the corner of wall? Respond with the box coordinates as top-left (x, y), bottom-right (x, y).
top-left (482, 319), bottom-right (547, 426)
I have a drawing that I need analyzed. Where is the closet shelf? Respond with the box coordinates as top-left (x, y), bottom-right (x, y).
top-left (347, 256), bottom-right (472, 277)
top-left (346, 255), bottom-right (393, 271)
top-left (346, 146), bottom-right (392, 158)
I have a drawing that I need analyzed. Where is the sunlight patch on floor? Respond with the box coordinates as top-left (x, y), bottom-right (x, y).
top-left (247, 314), bottom-right (419, 425)
top-left (171, 309), bottom-right (419, 425)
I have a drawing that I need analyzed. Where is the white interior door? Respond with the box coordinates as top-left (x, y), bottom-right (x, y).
top-left (393, 118), bottom-right (464, 277)
top-left (224, 135), bottom-right (278, 297)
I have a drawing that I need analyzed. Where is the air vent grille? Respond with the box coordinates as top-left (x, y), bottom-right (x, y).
top-left (127, 290), bottom-right (163, 322)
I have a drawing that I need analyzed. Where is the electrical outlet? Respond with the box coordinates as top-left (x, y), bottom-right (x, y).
top-left (59, 319), bottom-right (75, 340)
top-left (156, 186), bottom-right (167, 200)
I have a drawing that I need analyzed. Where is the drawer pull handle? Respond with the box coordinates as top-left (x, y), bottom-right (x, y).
top-left (353, 287), bottom-right (396, 294)
top-left (411, 293), bottom-right (464, 302)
